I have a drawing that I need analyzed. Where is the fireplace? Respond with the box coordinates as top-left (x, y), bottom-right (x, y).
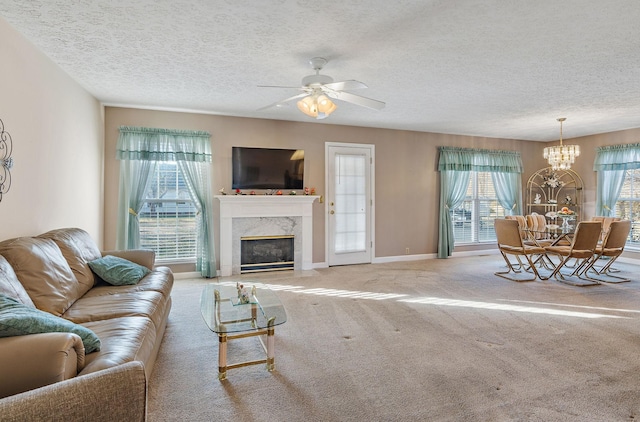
top-left (240, 235), bottom-right (294, 273)
top-left (216, 195), bottom-right (319, 276)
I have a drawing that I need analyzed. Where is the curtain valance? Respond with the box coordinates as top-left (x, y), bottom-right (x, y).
top-left (593, 142), bottom-right (640, 171)
top-left (117, 126), bottom-right (212, 162)
top-left (437, 147), bottom-right (523, 173)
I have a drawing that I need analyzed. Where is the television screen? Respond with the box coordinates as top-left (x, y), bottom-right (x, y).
top-left (232, 147), bottom-right (304, 190)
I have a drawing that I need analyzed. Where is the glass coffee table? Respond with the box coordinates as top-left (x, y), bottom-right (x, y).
top-left (200, 282), bottom-right (287, 380)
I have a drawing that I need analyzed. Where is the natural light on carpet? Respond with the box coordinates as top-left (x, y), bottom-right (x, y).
top-left (219, 282), bottom-right (630, 319)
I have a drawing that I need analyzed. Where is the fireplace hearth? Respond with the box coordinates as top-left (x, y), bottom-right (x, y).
top-left (241, 235), bottom-right (294, 273)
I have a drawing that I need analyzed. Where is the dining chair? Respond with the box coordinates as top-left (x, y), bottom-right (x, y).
top-left (494, 218), bottom-right (547, 282)
top-left (525, 213), bottom-right (554, 247)
top-left (591, 216), bottom-right (620, 241)
top-left (583, 220), bottom-right (631, 283)
top-left (543, 221), bottom-right (602, 285)
top-left (505, 215), bottom-right (528, 241)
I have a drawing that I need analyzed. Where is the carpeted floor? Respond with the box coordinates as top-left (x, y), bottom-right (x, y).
top-left (148, 254), bottom-right (640, 421)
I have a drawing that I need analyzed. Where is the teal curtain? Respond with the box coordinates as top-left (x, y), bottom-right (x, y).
top-left (596, 170), bottom-right (625, 216)
top-left (116, 127), bottom-right (216, 277)
top-left (437, 147), bottom-right (523, 258)
top-left (491, 172), bottom-right (522, 215)
top-left (178, 161), bottom-right (216, 278)
top-left (438, 147), bottom-right (523, 173)
top-left (116, 160), bottom-right (157, 249)
top-left (438, 169), bottom-right (471, 258)
top-left (593, 143), bottom-right (640, 216)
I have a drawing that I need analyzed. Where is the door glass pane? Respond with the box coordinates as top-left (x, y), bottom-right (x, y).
top-left (334, 154), bottom-right (367, 253)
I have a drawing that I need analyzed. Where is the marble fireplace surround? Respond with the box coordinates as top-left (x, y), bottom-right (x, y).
top-left (216, 195), bottom-right (319, 276)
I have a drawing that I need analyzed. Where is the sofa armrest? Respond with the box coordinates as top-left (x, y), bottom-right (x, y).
top-left (0, 361), bottom-right (146, 422)
top-left (0, 333), bottom-right (84, 399)
top-left (101, 249), bottom-right (155, 271)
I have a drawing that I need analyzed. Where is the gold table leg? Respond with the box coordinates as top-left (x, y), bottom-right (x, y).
top-left (218, 333), bottom-right (227, 380)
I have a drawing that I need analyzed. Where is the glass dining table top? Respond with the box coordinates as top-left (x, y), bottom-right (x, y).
top-left (200, 282), bottom-right (287, 334)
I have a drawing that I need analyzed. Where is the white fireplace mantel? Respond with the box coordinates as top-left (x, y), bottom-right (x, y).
top-left (216, 195), bottom-right (319, 276)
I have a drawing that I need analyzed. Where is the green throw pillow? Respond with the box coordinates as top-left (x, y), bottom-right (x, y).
top-left (0, 294), bottom-right (101, 353)
top-left (88, 255), bottom-right (151, 286)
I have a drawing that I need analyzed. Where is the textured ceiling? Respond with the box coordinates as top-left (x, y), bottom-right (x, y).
top-left (2, 0), bottom-right (640, 141)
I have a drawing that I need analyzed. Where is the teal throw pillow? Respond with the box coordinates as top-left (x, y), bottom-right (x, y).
top-left (88, 255), bottom-right (151, 286)
top-left (0, 294), bottom-right (101, 353)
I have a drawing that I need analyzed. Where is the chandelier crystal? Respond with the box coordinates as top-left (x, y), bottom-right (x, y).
top-left (543, 117), bottom-right (580, 171)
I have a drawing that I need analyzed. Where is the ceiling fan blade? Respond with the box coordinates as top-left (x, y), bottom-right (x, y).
top-left (257, 92), bottom-right (310, 111)
top-left (322, 80), bottom-right (368, 91)
top-left (328, 91), bottom-right (385, 110)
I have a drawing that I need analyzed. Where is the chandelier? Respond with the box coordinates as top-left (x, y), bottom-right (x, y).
top-left (297, 92), bottom-right (337, 120)
top-left (543, 117), bottom-right (580, 170)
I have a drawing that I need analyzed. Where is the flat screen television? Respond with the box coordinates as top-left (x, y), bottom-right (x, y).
top-left (232, 147), bottom-right (304, 190)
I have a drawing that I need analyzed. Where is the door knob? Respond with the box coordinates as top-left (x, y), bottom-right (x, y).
top-left (330, 210), bottom-right (335, 215)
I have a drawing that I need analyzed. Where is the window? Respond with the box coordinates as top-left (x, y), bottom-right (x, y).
top-left (451, 171), bottom-right (507, 243)
top-left (139, 162), bottom-right (197, 261)
top-left (615, 168), bottom-right (640, 247)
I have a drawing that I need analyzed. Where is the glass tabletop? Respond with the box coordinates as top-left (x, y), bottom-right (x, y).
top-left (200, 282), bottom-right (287, 333)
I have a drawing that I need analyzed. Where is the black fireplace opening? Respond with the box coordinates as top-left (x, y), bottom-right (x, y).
top-left (240, 235), bottom-right (294, 273)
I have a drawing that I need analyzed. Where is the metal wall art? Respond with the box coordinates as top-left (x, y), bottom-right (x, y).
top-left (0, 119), bottom-right (14, 202)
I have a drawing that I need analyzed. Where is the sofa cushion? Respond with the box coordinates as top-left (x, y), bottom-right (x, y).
top-left (88, 255), bottom-right (150, 286)
top-left (0, 237), bottom-right (80, 316)
top-left (80, 316), bottom-right (157, 376)
top-left (0, 294), bottom-right (101, 353)
top-left (0, 255), bottom-right (35, 307)
top-left (38, 228), bottom-right (102, 294)
top-left (63, 290), bottom-right (168, 331)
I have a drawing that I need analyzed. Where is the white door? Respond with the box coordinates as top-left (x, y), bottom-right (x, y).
top-left (325, 143), bottom-right (374, 266)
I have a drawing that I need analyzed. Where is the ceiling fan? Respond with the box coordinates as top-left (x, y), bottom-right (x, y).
top-left (258, 57), bottom-right (385, 119)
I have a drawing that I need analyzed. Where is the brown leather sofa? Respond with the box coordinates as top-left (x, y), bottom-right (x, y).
top-left (0, 228), bottom-right (173, 421)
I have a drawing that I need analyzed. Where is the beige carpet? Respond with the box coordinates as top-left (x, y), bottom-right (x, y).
top-left (148, 254), bottom-right (640, 421)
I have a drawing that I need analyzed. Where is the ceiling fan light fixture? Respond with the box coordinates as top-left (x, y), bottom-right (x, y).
top-left (297, 94), bottom-right (337, 119)
top-left (317, 95), bottom-right (337, 115)
top-left (297, 96), bottom-right (317, 117)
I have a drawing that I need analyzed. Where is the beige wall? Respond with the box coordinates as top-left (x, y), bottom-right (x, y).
top-left (104, 107), bottom-right (548, 268)
top-left (0, 17), bottom-right (104, 244)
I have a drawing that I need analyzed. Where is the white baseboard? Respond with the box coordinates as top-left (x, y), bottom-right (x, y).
top-left (373, 253), bottom-right (434, 263)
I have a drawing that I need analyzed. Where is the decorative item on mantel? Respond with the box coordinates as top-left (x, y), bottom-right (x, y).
top-left (0, 118), bottom-right (14, 203)
top-left (219, 188), bottom-right (227, 195)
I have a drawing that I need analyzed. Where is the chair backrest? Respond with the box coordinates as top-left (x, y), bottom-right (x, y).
top-left (505, 215), bottom-right (527, 239)
top-left (571, 221), bottom-right (602, 251)
top-left (601, 220), bottom-right (631, 250)
top-left (526, 214), bottom-right (547, 239)
top-left (591, 216), bottom-right (621, 240)
top-left (494, 218), bottom-right (523, 249)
